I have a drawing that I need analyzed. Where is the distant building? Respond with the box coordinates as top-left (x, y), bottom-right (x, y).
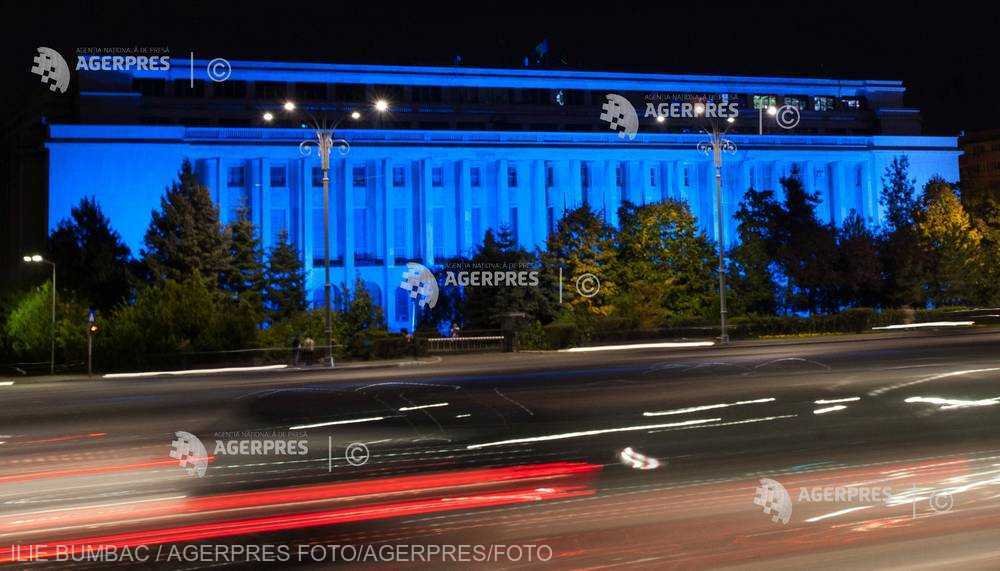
top-left (960, 129), bottom-right (1000, 189)
top-left (22, 59), bottom-right (962, 329)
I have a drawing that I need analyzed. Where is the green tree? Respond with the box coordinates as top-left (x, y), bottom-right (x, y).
top-left (836, 211), bottom-right (883, 308)
top-left (915, 178), bottom-right (983, 306)
top-left (340, 279), bottom-right (387, 359)
top-left (5, 281), bottom-right (88, 365)
top-left (223, 209), bottom-right (266, 321)
top-left (729, 187), bottom-right (781, 315)
top-left (961, 180), bottom-right (1000, 304)
top-left (265, 230), bottom-right (307, 322)
top-left (46, 197), bottom-right (133, 311)
top-left (142, 160), bottom-right (229, 284)
top-left (100, 272), bottom-right (257, 370)
top-left (461, 227), bottom-right (556, 329)
top-left (879, 156), bottom-right (926, 307)
top-left (540, 205), bottom-right (618, 321)
top-left (771, 172), bottom-right (839, 313)
top-left (613, 200), bottom-right (716, 328)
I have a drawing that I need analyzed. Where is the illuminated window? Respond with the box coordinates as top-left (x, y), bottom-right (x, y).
top-left (841, 98), bottom-right (862, 110)
top-left (752, 95), bottom-right (777, 110)
top-left (507, 165), bottom-right (518, 187)
top-left (813, 96), bottom-right (836, 111)
top-left (270, 166), bottom-right (286, 188)
top-left (227, 166), bottom-right (245, 187)
top-left (783, 96), bottom-right (806, 110)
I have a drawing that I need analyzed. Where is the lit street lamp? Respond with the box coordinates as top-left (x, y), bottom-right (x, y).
top-left (22, 254), bottom-right (56, 373)
top-left (694, 103), bottom-right (737, 344)
top-left (263, 99), bottom-right (390, 367)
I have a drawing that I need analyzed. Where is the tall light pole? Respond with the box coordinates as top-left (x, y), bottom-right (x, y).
top-left (695, 104), bottom-right (737, 344)
top-left (23, 254), bottom-right (56, 373)
top-left (264, 99), bottom-right (389, 367)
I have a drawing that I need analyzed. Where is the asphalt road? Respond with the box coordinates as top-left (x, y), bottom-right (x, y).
top-left (4, 329), bottom-right (1000, 569)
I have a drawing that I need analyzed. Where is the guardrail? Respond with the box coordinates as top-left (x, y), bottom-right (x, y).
top-left (425, 334), bottom-right (509, 354)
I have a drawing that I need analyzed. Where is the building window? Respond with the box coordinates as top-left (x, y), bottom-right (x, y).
top-left (270, 166), bottom-right (287, 188)
top-left (507, 165), bottom-right (518, 187)
top-left (841, 97), bottom-right (862, 110)
top-left (311, 167), bottom-right (323, 186)
top-left (615, 163), bottom-right (625, 189)
top-left (547, 206), bottom-right (555, 234)
top-left (353, 166), bottom-right (366, 187)
top-left (354, 208), bottom-right (369, 255)
top-left (813, 96), bottom-right (836, 111)
top-left (227, 166), bottom-right (245, 187)
top-left (783, 96), bottom-right (806, 110)
top-left (683, 166), bottom-right (691, 187)
top-left (752, 95), bottom-right (777, 110)
top-left (650, 168), bottom-right (657, 187)
top-left (392, 165), bottom-right (406, 187)
top-left (470, 167), bottom-right (481, 187)
top-left (545, 163), bottom-right (554, 187)
top-left (581, 163), bottom-right (590, 189)
top-left (432, 166), bottom-right (444, 187)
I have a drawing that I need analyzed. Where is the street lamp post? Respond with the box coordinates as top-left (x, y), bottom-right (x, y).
top-left (23, 254), bottom-right (56, 373)
top-left (264, 100), bottom-right (389, 367)
top-left (695, 107), bottom-right (737, 344)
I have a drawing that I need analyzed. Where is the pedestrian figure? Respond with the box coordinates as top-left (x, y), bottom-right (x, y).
top-left (302, 336), bottom-right (315, 365)
top-left (291, 335), bottom-right (301, 367)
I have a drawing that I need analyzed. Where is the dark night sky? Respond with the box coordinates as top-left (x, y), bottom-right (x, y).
top-left (1, 0), bottom-right (997, 134)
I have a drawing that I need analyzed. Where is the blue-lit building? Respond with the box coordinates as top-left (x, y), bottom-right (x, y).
top-left (41, 60), bottom-right (959, 330)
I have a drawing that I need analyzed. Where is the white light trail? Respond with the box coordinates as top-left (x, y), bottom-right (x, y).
top-left (805, 505), bottom-right (873, 522)
top-left (398, 402), bottom-right (449, 411)
top-left (904, 396), bottom-right (1000, 410)
top-left (813, 405), bottom-right (848, 415)
top-left (466, 418), bottom-right (722, 449)
top-left (644, 397), bottom-right (775, 417)
top-left (561, 341), bottom-right (715, 353)
top-left (814, 397), bottom-right (860, 404)
top-left (289, 416), bottom-right (387, 430)
top-left (104, 364), bottom-right (287, 378)
top-left (872, 321), bottom-right (974, 330)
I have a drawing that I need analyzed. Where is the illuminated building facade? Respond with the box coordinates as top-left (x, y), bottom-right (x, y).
top-left (44, 60), bottom-right (960, 330)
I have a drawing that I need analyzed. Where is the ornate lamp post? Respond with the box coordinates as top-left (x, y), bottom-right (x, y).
top-left (264, 100), bottom-right (389, 367)
top-left (694, 104), bottom-right (738, 344)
